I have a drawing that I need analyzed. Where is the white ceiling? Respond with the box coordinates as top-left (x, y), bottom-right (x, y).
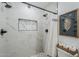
top-left (28, 2), bottom-right (57, 13)
top-left (28, 2), bottom-right (50, 8)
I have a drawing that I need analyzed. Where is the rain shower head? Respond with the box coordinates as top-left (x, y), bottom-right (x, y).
top-left (2, 2), bottom-right (12, 8)
top-left (5, 4), bottom-right (12, 8)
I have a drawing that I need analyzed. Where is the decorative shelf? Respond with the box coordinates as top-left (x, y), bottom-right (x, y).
top-left (57, 43), bottom-right (78, 56)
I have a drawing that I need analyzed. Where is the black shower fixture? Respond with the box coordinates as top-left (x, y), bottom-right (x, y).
top-left (5, 4), bottom-right (12, 8)
top-left (45, 29), bottom-right (48, 33)
top-left (2, 2), bottom-right (12, 8)
top-left (43, 13), bottom-right (48, 17)
top-left (0, 29), bottom-right (7, 36)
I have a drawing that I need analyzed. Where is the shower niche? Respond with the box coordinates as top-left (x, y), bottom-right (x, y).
top-left (59, 9), bottom-right (79, 37)
top-left (18, 18), bottom-right (38, 31)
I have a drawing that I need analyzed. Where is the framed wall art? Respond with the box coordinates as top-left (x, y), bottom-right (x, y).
top-left (59, 9), bottom-right (79, 37)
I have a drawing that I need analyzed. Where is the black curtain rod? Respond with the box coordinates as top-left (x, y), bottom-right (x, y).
top-left (22, 2), bottom-right (57, 15)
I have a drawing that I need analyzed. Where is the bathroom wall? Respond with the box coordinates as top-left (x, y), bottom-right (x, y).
top-left (58, 2), bottom-right (79, 53)
top-left (0, 2), bottom-right (47, 57)
top-left (0, 2), bottom-right (57, 57)
top-left (0, 3), bottom-right (8, 56)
